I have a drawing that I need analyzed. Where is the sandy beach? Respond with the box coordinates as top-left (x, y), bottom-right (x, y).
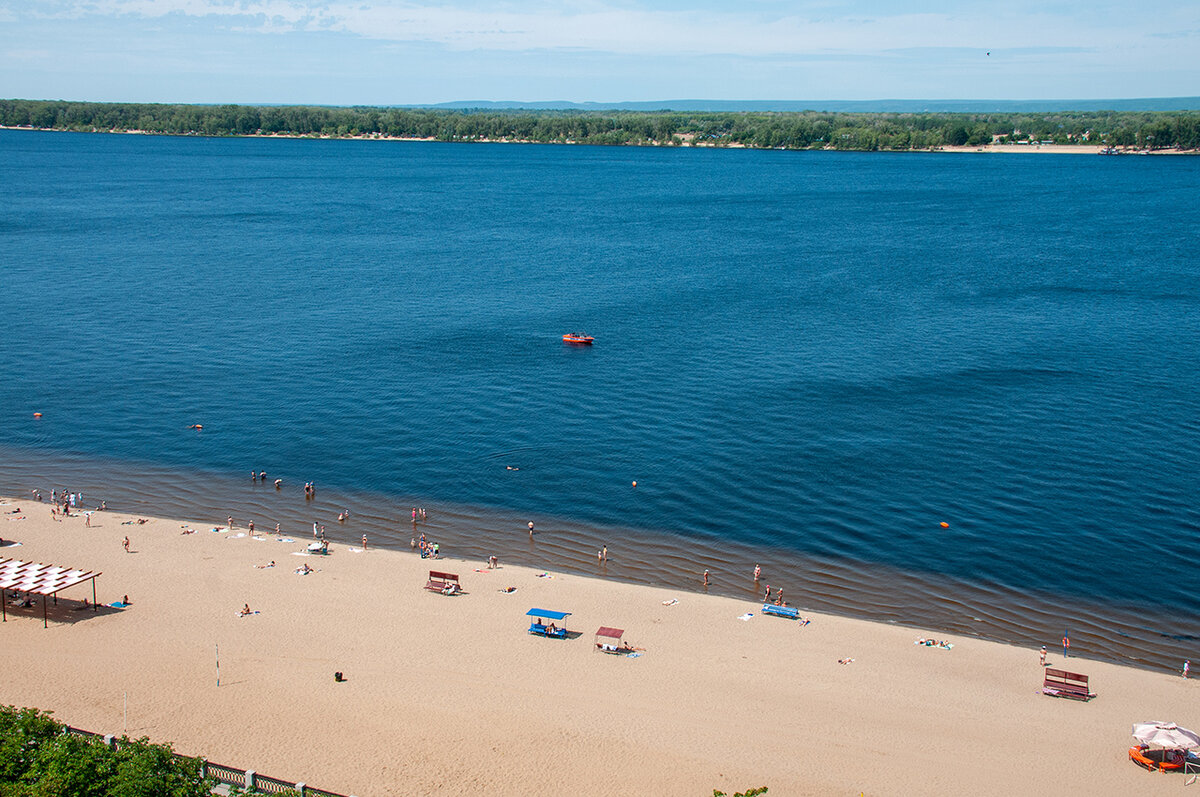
top-left (1, 494), bottom-right (1195, 796)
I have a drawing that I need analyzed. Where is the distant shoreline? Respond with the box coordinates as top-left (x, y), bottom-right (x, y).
top-left (3, 124), bottom-right (1196, 155)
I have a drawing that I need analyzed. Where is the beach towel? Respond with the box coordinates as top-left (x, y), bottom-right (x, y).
top-left (535, 572), bottom-right (553, 579)
top-left (277, 538), bottom-right (295, 543)
top-left (229, 532), bottom-right (246, 539)
top-left (737, 613), bottom-right (754, 621)
top-left (347, 547), bottom-right (363, 553)
top-left (236, 610), bottom-right (260, 617)
top-left (252, 536), bottom-right (267, 541)
top-left (626, 652), bottom-right (642, 658)
top-left (6, 516), bottom-right (24, 521)
top-left (109, 601), bottom-right (129, 608)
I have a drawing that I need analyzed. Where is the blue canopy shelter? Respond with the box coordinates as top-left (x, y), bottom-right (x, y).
top-left (526, 608), bottom-right (571, 638)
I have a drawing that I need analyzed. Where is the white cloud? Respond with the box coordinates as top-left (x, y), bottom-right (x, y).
top-left (19, 0), bottom-right (1194, 58)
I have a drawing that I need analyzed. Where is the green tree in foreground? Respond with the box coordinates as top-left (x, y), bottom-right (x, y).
top-left (0, 705), bottom-right (211, 797)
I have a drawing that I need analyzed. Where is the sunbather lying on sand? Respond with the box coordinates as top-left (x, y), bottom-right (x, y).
top-left (838, 658), bottom-right (855, 665)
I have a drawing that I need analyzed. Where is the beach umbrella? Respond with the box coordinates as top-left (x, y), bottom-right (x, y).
top-left (1132, 722), bottom-right (1200, 750)
top-left (1132, 722), bottom-right (1200, 775)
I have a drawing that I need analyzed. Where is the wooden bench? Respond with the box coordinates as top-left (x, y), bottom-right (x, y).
top-left (424, 571), bottom-right (460, 594)
top-left (1042, 668), bottom-right (1093, 701)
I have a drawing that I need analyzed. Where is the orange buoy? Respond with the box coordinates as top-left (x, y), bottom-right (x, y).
top-left (940, 521), bottom-right (950, 528)
top-left (33, 412), bottom-right (42, 418)
top-left (632, 481), bottom-right (637, 488)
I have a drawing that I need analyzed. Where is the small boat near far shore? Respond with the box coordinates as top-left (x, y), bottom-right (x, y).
top-left (562, 333), bottom-right (594, 345)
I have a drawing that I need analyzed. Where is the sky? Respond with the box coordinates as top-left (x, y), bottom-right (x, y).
top-left (1, 0), bottom-right (1198, 105)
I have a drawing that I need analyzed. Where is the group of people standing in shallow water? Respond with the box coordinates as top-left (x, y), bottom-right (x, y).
top-left (250, 471), bottom-right (284, 489)
top-left (30, 487), bottom-right (107, 522)
top-left (701, 563), bottom-right (791, 608)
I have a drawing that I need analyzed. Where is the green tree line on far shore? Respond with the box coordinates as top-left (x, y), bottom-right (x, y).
top-left (2, 99), bottom-right (1199, 151)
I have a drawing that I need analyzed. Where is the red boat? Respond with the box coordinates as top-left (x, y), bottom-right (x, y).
top-left (562, 333), bottom-right (594, 345)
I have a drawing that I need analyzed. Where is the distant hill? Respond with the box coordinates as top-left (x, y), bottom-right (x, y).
top-left (425, 98), bottom-right (1200, 113)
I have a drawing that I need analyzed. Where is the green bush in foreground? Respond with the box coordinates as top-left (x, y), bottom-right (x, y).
top-left (0, 705), bottom-right (211, 797)
top-left (713, 788), bottom-right (767, 796)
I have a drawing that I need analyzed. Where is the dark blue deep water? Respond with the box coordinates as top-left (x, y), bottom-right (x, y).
top-left (2, 130), bottom-right (1198, 668)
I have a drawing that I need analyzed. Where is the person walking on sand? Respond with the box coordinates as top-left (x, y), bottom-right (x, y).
top-left (248, 520), bottom-right (254, 533)
top-left (123, 536), bottom-right (130, 553)
top-left (1185, 659), bottom-right (1191, 678)
top-left (227, 516), bottom-right (234, 529)
top-left (85, 513), bottom-right (91, 527)
top-left (362, 534), bottom-right (368, 551)
top-left (1040, 646), bottom-right (1047, 666)
top-left (275, 523), bottom-right (280, 535)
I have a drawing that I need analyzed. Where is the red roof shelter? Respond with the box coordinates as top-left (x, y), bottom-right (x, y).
top-left (595, 626), bottom-right (625, 653)
top-left (0, 558), bottom-right (101, 627)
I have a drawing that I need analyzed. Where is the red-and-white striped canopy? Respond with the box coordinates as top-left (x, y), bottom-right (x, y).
top-left (0, 558), bottom-right (100, 595)
top-left (1, 558), bottom-right (102, 627)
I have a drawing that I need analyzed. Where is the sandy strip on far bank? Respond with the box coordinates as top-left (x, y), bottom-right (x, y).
top-left (0, 495), bottom-right (1194, 796)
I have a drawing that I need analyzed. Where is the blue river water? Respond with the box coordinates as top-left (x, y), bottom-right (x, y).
top-left (1, 129), bottom-right (1198, 669)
